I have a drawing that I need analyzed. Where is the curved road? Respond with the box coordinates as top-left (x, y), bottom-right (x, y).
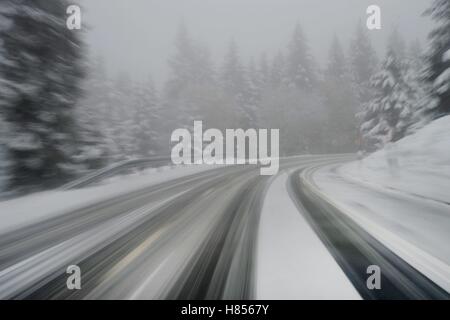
top-left (0, 155), bottom-right (448, 299)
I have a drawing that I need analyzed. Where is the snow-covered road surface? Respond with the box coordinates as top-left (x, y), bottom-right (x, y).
top-left (0, 155), bottom-right (448, 299)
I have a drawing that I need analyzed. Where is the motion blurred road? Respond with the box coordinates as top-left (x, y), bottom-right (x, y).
top-left (0, 155), bottom-right (448, 300)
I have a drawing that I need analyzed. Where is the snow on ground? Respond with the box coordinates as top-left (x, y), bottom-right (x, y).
top-left (341, 115), bottom-right (450, 203)
top-left (256, 172), bottom-right (360, 300)
top-left (0, 192), bottom-right (187, 299)
top-left (0, 164), bottom-right (221, 235)
top-left (312, 116), bottom-right (450, 292)
top-left (313, 167), bottom-right (450, 293)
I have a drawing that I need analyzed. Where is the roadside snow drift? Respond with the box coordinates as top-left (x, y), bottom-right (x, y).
top-left (342, 115), bottom-right (450, 203)
top-left (0, 165), bottom-right (220, 235)
top-left (313, 117), bottom-right (450, 292)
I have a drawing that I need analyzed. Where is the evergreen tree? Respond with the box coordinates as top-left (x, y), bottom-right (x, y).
top-left (75, 55), bottom-right (110, 169)
top-left (322, 35), bottom-right (358, 151)
top-left (387, 27), bottom-right (406, 59)
top-left (129, 78), bottom-right (160, 158)
top-left (74, 104), bottom-right (107, 171)
top-left (358, 49), bottom-right (414, 151)
top-left (423, 0), bottom-right (450, 117)
top-left (283, 23), bottom-right (326, 154)
top-left (349, 22), bottom-right (379, 105)
top-left (110, 72), bottom-right (137, 160)
top-left (404, 40), bottom-right (431, 133)
top-left (221, 40), bottom-right (249, 126)
top-left (165, 22), bottom-right (215, 132)
top-left (325, 36), bottom-right (348, 81)
top-left (259, 52), bottom-right (287, 135)
top-left (0, 0), bottom-right (85, 190)
top-left (258, 53), bottom-right (270, 90)
top-left (408, 39), bottom-right (423, 63)
top-left (166, 22), bottom-right (195, 100)
top-left (245, 59), bottom-right (262, 127)
top-left (269, 51), bottom-right (287, 89)
top-left (285, 23), bottom-right (317, 90)
top-left (166, 22), bottom-right (214, 99)
top-left (386, 28), bottom-right (429, 134)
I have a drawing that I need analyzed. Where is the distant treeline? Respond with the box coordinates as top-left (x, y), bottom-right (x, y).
top-left (0, 0), bottom-right (449, 192)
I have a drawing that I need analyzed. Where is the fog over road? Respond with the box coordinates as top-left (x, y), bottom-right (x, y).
top-left (0, 156), bottom-right (448, 300)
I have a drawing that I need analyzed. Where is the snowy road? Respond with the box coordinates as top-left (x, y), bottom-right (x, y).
top-left (0, 155), bottom-right (448, 299)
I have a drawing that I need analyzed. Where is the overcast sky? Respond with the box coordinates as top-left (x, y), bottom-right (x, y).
top-left (80, 0), bottom-right (433, 86)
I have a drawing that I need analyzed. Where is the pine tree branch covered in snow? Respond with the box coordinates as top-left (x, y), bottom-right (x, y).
top-left (404, 42), bottom-right (432, 134)
top-left (423, 0), bottom-right (450, 117)
top-left (358, 49), bottom-right (415, 151)
top-left (0, 0), bottom-right (85, 190)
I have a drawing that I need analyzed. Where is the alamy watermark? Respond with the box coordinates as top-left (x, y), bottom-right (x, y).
top-left (66, 5), bottom-right (81, 30)
top-left (66, 5), bottom-right (380, 31)
top-left (171, 121), bottom-right (279, 175)
top-left (66, 264), bottom-right (81, 290)
top-left (367, 5), bottom-right (381, 30)
top-left (366, 265), bottom-right (381, 290)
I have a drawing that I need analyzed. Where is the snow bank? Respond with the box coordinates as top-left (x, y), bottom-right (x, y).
top-left (0, 164), bottom-right (220, 235)
top-left (312, 166), bottom-right (450, 293)
top-left (341, 115), bottom-right (450, 203)
top-left (302, 118), bottom-right (450, 293)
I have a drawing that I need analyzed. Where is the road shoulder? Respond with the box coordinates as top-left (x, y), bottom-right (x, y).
top-left (256, 172), bottom-right (360, 300)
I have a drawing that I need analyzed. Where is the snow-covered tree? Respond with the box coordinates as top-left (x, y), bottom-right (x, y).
top-left (325, 36), bottom-right (349, 81)
top-left (164, 22), bottom-right (216, 135)
top-left (258, 53), bottom-right (270, 90)
top-left (423, 0), bottom-right (450, 117)
top-left (349, 22), bottom-right (379, 105)
top-left (386, 29), bottom-right (430, 135)
top-left (75, 55), bottom-right (110, 170)
top-left (403, 40), bottom-right (432, 134)
top-left (322, 35), bottom-right (358, 152)
top-left (259, 52), bottom-right (287, 138)
top-left (408, 39), bottom-right (423, 63)
top-left (166, 23), bottom-right (214, 99)
top-left (81, 66), bottom-right (163, 162)
top-left (220, 40), bottom-right (250, 126)
top-left (74, 105), bottom-right (108, 171)
top-left (245, 59), bottom-right (262, 127)
top-left (246, 55), bottom-right (270, 107)
top-left (387, 27), bottom-right (407, 60)
top-left (358, 49), bottom-right (414, 151)
top-left (268, 51), bottom-right (287, 89)
top-left (285, 23), bottom-right (317, 90)
top-left (129, 78), bottom-right (161, 158)
top-left (0, 0), bottom-right (85, 190)
top-left (244, 55), bottom-right (272, 128)
top-left (108, 72), bottom-right (138, 160)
